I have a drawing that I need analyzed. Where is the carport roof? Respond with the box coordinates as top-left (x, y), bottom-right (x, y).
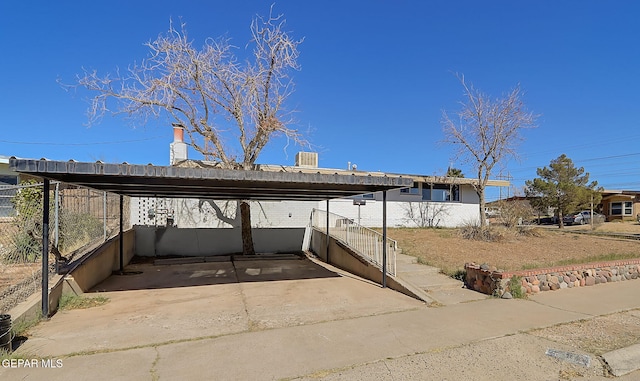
top-left (9, 158), bottom-right (412, 200)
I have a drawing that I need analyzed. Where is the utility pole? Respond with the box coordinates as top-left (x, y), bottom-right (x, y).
top-left (590, 194), bottom-right (594, 230)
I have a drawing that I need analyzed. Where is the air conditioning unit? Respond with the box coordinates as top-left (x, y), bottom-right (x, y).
top-left (295, 152), bottom-right (318, 168)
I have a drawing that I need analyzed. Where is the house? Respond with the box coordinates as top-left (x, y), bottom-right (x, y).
top-left (129, 127), bottom-right (509, 229)
top-left (600, 190), bottom-right (640, 221)
top-left (0, 155), bottom-right (21, 217)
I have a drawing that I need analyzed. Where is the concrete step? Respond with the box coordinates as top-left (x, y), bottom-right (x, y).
top-left (392, 255), bottom-right (487, 306)
top-left (395, 254), bottom-right (418, 264)
top-left (398, 271), bottom-right (463, 291)
top-left (396, 262), bottom-right (441, 274)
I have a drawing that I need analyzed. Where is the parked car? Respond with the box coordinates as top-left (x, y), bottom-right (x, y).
top-left (563, 210), bottom-right (605, 225)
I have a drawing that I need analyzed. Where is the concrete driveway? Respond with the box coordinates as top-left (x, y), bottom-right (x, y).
top-left (13, 255), bottom-right (423, 358)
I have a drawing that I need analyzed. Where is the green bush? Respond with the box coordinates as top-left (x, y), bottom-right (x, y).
top-left (6, 232), bottom-right (41, 263)
top-left (509, 276), bottom-right (526, 299)
top-left (4, 180), bottom-right (49, 263)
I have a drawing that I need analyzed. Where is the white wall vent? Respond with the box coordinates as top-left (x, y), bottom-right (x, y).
top-left (295, 152), bottom-right (318, 168)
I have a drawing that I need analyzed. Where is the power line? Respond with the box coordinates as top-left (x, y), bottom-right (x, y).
top-left (507, 152), bottom-right (640, 175)
top-left (519, 134), bottom-right (640, 159)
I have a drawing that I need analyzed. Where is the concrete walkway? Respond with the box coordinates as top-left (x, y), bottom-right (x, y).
top-left (394, 253), bottom-right (486, 305)
top-left (2, 257), bottom-right (639, 380)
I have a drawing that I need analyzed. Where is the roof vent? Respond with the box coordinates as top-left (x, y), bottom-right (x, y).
top-left (295, 152), bottom-right (318, 168)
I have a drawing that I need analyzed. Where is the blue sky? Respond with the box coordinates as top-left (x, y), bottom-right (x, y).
top-left (2, 1), bottom-right (640, 201)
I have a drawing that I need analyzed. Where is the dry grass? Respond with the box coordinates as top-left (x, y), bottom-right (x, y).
top-left (390, 222), bottom-right (640, 275)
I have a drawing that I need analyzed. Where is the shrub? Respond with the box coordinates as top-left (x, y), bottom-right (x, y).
top-left (509, 276), bottom-right (526, 299)
top-left (459, 224), bottom-right (506, 242)
top-left (5, 232), bottom-right (41, 263)
top-left (515, 226), bottom-right (542, 237)
top-left (3, 180), bottom-right (51, 263)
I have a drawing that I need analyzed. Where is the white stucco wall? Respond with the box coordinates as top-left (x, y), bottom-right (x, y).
top-left (130, 184), bottom-right (482, 229)
top-left (131, 193), bottom-right (479, 228)
top-left (131, 197), bottom-right (317, 228)
top-left (322, 199), bottom-right (479, 228)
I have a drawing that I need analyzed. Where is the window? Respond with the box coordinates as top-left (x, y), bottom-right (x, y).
top-left (421, 187), bottom-right (431, 201)
top-left (0, 176), bottom-right (18, 217)
top-left (610, 201), bottom-right (633, 216)
top-left (361, 193), bottom-right (374, 199)
top-left (421, 184), bottom-right (460, 202)
top-left (400, 183), bottom-right (420, 195)
top-left (0, 175), bottom-right (18, 186)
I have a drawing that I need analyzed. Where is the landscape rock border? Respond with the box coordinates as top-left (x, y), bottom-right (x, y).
top-left (465, 259), bottom-right (640, 297)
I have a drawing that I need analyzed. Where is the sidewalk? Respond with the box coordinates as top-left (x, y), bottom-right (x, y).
top-left (1, 258), bottom-right (639, 380)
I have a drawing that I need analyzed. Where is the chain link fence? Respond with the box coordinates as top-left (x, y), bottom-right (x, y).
top-left (0, 181), bottom-right (130, 314)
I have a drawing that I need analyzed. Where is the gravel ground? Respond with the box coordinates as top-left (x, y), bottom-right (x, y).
top-left (530, 310), bottom-right (640, 356)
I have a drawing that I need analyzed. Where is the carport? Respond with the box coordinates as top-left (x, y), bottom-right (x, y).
top-left (9, 158), bottom-right (412, 317)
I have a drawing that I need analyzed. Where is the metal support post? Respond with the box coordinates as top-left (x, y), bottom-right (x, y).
top-left (382, 190), bottom-right (387, 288)
top-left (42, 179), bottom-right (50, 317)
top-left (53, 182), bottom-right (59, 274)
top-left (54, 182), bottom-right (59, 248)
top-left (103, 191), bottom-right (107, 241)
top-left (119, 194), bottom-right (124, 273)
top-left (326, 200), bottom-right (330, 264)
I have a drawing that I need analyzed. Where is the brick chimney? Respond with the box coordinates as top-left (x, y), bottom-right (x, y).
top-left (170, 124), bottom-right (188, 165)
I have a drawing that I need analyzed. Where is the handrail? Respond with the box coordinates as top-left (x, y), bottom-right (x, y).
top-left (311, 208), bottom-right (396, 276)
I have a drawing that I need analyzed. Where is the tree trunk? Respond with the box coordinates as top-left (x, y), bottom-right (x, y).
top-left (240, 201), bottom-right (255, 255)
top-left (558, 210), bottom-right (565, 229)
top-left (478, 189), bottom-right (487, 226)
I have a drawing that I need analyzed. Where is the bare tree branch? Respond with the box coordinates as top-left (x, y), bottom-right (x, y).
top-left (441, 74), bottom-right (538, 226)
top-left (64, 9), bottom-right (307, 255)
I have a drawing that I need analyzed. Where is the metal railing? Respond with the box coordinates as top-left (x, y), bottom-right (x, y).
top-left (311, 208), bottom-right (397, 276)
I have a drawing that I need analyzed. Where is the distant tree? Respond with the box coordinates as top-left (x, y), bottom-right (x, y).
top-left (441, 75), bottom-right (537, 226)
top-left (446, 167), bottom-right (464, 178)
top-left (524, 154), bottom-right (602, 228)
top-left (68, 9), bottom-right (305, 255)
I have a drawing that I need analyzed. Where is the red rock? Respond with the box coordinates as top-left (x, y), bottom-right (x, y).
top-left (531, 285), bottom-right (540, 293)
top-left (585, 276), bottom-right (595, 286)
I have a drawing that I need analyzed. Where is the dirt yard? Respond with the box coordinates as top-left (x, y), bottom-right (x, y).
top-left (389, 221), bottom-right (640, 274)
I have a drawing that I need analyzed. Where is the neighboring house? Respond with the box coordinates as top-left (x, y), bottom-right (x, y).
top-left (0, 155), bottom-right (21, 217)
top-left (129, 128), bottom-right (509, 228)
top-left (600, 190), bottom-right (640, 221)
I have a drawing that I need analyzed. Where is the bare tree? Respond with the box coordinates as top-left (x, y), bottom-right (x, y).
top-left (68, 8), bottom-right (305, 255)
top-left (441, 75), bottom-right (537, 226)
top-left (402, 202), bottom-right (450, 228)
